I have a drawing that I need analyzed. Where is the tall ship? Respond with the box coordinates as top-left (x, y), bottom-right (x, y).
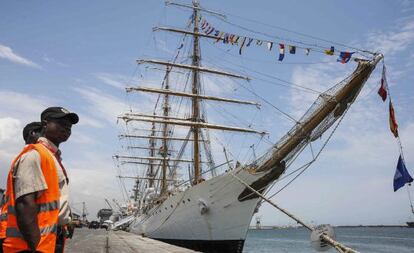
top-left (114, 1), bottom-right (384, 252)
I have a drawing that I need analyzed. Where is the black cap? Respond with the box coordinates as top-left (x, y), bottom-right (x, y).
top-left (22, 122), bottom-right (43, 142)
top-left (41, 107), bottom-right (79, 124)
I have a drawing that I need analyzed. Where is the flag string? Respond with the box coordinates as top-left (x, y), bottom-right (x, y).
top-left (381, 59), bottom-right (405, 158)
top-left (378, 58), bottom-right (413, 194)
top-left (199, 15), bottom-right (361, 63)
top-left (218, 10), bottom-right (374, 57)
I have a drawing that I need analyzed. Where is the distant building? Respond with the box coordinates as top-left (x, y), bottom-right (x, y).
top-left (97, 208), bottom-right (113, 223)
top-left (72, 212), bottom-right (81, 220)
top-left (255, 216), bottom-right (261, 229)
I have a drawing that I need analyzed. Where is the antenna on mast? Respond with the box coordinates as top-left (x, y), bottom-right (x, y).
top-left (165, 0), bottom-right (227, 19)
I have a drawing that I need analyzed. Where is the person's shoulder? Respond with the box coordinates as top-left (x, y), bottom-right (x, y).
top-left (19, 148), bottom-right (40, 163)
top-left (14, 148), bottom-right (41, 173)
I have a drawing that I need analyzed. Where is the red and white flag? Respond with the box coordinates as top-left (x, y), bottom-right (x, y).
top-left (378, 65), bottom-right (388, 101)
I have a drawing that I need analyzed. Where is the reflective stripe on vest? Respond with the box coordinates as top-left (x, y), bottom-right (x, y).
top-left (6, 224), bottom-right (58, 239)
top-left (7, 200), bottom-right (59, 215)
top-left (0, 189), bottom-right (9, 239)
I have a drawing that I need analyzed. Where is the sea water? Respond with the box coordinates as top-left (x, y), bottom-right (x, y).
top-left (243, 227), bottom-right (414, 253)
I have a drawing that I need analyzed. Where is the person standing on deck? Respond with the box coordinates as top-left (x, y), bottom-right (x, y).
top-left (0, 122), bottom-right (44, 253)
top-left (3, 107), bottom-right (78, 253)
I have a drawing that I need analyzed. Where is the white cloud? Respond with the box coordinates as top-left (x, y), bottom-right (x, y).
top-left (67, 164), bottom-right (124, 220)
top-left (398, 0), bottom-right (414, 12)
top-left (0, 117), bottom-right (25, 187)
top-left (0, 117), bottom-right (21, 143)
top-left (201, 74), bottom-right (238, 96)
top-left (0, 91), bottom-right (50, 120)
top-left (154, 38), bottom-right (175, 55)
top-left (0, 44), bottom-right (41, 69)
top-left (365, 19), bottom-right (414, 57)
top-left (0, 117), bottom-right (23, 153)
top-left (73, 86), bottom-right (131, 124)
top-left (69, 130), bottom-right (96, 144)
top-left (0, 90), bottom-right (103, 128)
top-left (42, 54), bottom-right (68, 67)
top-left (95, 72), bottom-right (129, 89)
top-left (75, 113), bottom-right (105, 128)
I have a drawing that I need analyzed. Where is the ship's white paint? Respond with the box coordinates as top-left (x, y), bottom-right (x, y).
top-left (129, 167), bottom-right (269, 241)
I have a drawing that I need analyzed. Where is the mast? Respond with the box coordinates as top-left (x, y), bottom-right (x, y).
top-left (191, 0), bottom-right (201, 184)
top-left (148, 121), bottom-right (156, 187)
top-left (127, 1), bottom-right (260, 188)
top-left (161, 70), bottom-right (170, 194)
top-left (132, 179), bottom-right (139, 202)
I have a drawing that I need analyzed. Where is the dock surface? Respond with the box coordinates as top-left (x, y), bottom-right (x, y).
top-left (65, 228), bottom-right (199, 253)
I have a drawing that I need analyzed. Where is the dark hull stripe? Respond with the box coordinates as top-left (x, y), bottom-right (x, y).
top-left (153, 238), bottom-right (245, 253)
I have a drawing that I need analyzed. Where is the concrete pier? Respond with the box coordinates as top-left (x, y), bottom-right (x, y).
top-left (65, 228), bottom-right (199, 253)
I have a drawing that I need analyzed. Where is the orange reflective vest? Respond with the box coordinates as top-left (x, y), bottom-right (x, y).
top-left (0, 193), bottom-right (8, 239)
top-left (3, 143), bottom-right (60, 253)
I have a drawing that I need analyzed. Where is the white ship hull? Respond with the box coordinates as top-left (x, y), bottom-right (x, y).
top-left (129, 167), bottom-right (271, 253)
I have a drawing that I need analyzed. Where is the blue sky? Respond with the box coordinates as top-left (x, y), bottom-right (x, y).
top-left (0, 0), bottom-right (413, 226)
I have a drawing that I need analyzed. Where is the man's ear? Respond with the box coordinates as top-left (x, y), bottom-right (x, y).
top-left (39, 121), bottom-right (47, 136)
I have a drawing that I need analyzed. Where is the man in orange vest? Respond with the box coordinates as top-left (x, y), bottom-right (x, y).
top-left (3, 107), bottom-right (78, 253)
top-left (0, 122), bottom-right (43, 252)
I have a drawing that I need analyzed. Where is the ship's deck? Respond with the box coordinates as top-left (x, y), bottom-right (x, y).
top-left (65, 228), bottom-right (199, 253)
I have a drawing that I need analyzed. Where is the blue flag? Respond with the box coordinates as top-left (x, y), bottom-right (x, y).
top-left (394, 155), bottom-right (413, 192)
top-left (337, 51), bottom-right (354, 64)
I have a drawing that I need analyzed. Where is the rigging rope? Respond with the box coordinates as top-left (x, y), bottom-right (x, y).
top-left (210, 48), bottom-right (329, 94)
top-left (236, 81), bottom-right (299, 123)
top-left (204, 44), bottom-right (323, 94)
top-left (229, 171), bottom-right (359, 253)
top-left (267, 101), bottom-right (351, 199)
top-left (201, 54), bottom-right (316, 125)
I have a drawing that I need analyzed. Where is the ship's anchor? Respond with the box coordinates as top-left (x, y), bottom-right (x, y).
top-left (230, 172), bottom-right (359, 253)
top-left (198, 199), bottom-right (209, 215)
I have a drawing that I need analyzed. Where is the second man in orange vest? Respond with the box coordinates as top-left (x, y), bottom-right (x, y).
top-left (0, 121), bottom-right (43, 252)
